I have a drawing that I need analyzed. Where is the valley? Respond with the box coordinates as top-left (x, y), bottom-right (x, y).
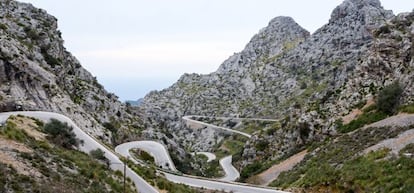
top-left (1, 0), bottom-right (414, 192)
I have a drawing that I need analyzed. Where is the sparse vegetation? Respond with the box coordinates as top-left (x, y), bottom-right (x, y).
top-left (42, 119), bottom-right (80, 149)
top-left (24, 27), bottom-right (40, 41)
top-left (0, 119), bottom-right (29, 142)
top-left (125, 157), bottom-right (196, 193)
top-left (400, 103), bottom-right (414, 114)
top-left (0, 117), bottom-right (135, 193)
top-left (376, 81), bottom-right (403, 115)
top-left (337, 110), bottom-right (387, 133)
top-left (273, 149), bottom-right (414, 193)
top-left (223, 139), bottom-right (245, 155)
top-left (255, 140), bottom-right (269, 151)
top-left (0, 23), bottom-right (7, 30)
top-left (130, 149), bottom-right (155, 164)
top-left (240, 161), bottom-right (264, 181)
top-left (374, 24), bottom-right (391, 37)
top-left (400, 143), bottom-right (414, 155)
top-left (336, 82), bottom-right (404, 133)
top-left (271, 124), bottom-right (414, 192)
top-left (90, 148), bottom-right (107, 162)
top-left (40, 46), bottom-right (61, 67)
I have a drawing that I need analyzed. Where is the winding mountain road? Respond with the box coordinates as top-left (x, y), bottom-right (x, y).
top-left (184, 115), bottom-right (279, 122)
top-left (218, 155), bottom-right (240, 182)
top-left (191, 152), bottom-right (216, 162)
top-left (115, 141), bottom-right (288, 193)
top-left (182, 116), bottom-right (253, 138)
top-left (115, 141), bottom-right (240, 182)
top-left (0, 111), bottom-right (288, 193)
top-left (115, 141), bottom-right (177, 171)
top-left (0, 111), bottom-right (158, 193)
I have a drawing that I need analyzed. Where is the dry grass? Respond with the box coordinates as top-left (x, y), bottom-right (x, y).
top-left (0, 136), bottom-right (41, 177)
top-left (8, 116), bottom-right (46, 141)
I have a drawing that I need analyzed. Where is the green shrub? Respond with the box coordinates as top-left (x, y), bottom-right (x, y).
top-left (43, 119), bottom-right (79, 149)
top-left (90, 148), bottom-right (106, 161)
top-left (377, 81), bottom-right (403, 115)
top-left (24, 27), bottom-right (40, 41)
top-left (300, 82), bottom-right (307, 89)
top-left (40, 47), bottom-right (61, 67)
top-left (298, 161), bottom-right (339, 187)
top-left (0, 23), bottom-right (7, 30)
top-left (240, 161), bottom-right (264, 181)
top-left (272, 124), bottom-right (414, 192)
top-left (155, 177), bottom-right (196, 193)
top-left (223, 139), bottom-right (245, 154)
top-left (0, 120), bottom-right (28, 142)
top-left (266, 127), bottom-right (277, 135)
top-left (374, 25), bottom-right (391, 37)
top-left (204, 159), bottom-right (221, 177)
top-left (102, 122), bottom-right (117, 133)
top-left (338, 111), bottom-right (387, 133)
top-left (131, 149), bottom-right (154, 164)
top-left (298, 122), bottom-right (310, 141)
top-left (255, 140), bottom-right (269, 151)
top-left (400, 103), bottom-right (414, 114)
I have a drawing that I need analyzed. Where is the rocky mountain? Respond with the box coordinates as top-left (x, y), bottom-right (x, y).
top-left (1, 0), bottom-right (413, 191)
top-left (142, 0), bottom-right (414, 172)
top-left (0, 0), bottom-right (144, 145)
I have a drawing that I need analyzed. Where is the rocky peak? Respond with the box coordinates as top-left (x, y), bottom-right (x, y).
top-left (278, 0), bottom-right (394, 77)
top-left (330, 0), bottom-right (393, 26)
top-left (216, 16), bottom-right (309, 74)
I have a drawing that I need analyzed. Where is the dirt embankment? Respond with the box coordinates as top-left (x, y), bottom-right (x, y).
top-left (248, 150), bottom-right (308, 185)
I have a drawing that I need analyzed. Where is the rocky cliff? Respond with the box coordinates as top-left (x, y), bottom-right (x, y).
top-left (142, 0), bottom-right (414, 168)
top-left (0, 0), bottom-right (143, 144)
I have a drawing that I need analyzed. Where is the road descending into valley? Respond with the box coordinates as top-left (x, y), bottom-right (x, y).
top-left (115, 141), bottom-right (240, 181)
top-left (115, 141), bottom-right (288, 193)
top-left (0, 111), bottom-right (288, 193)
top-left (218, 155), bottom-right (240, 182)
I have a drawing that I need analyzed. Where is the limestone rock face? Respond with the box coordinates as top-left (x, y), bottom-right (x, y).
top-left (0, 0), bottom-right (143, 144)
top-left (142, 15), bottom-right (310, 152)
top-left (142, 0), bottom-right (414, 165)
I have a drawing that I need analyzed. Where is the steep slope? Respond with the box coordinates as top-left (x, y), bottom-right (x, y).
top-left (143, 16), bottom-right (309, 118)
top-left (142, 16), bottom-right (310, 153)
top-left (0, 115), bottom-right (136, 192)
top-left (0, 0), bottom-right (143, 145)
top-left (142, 0), bottom-right (414, 177)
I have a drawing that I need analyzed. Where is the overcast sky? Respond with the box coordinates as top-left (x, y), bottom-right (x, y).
top-left (19, 0), bottom-right (414, 101)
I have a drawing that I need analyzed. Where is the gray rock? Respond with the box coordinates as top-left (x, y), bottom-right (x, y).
top-left (142, 0), bottom-right (414, 166)
top-left (0, 0), bottom-right (144, 145)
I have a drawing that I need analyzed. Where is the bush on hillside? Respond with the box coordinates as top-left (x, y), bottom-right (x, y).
top-left (43, 119), bottom-right (79, 149)
top-left (90, 148), bottom-right (106, 161)
top-left (240, 161), bottom-right (264, 181)
top-left (376, 81), bottom-right (403, 115)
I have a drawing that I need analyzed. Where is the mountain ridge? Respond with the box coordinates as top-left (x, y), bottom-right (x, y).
top-left (0, 0), bottom-right (413, 192)
top-left (141, 0), bottom-right (414, 185)
top-left (0, 0), bottom-right (144, 145)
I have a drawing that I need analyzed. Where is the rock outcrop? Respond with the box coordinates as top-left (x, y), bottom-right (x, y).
top-left (0, 0), bottom-right (143, 144)
top-left (142, 0), bottom-right (414, 167)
